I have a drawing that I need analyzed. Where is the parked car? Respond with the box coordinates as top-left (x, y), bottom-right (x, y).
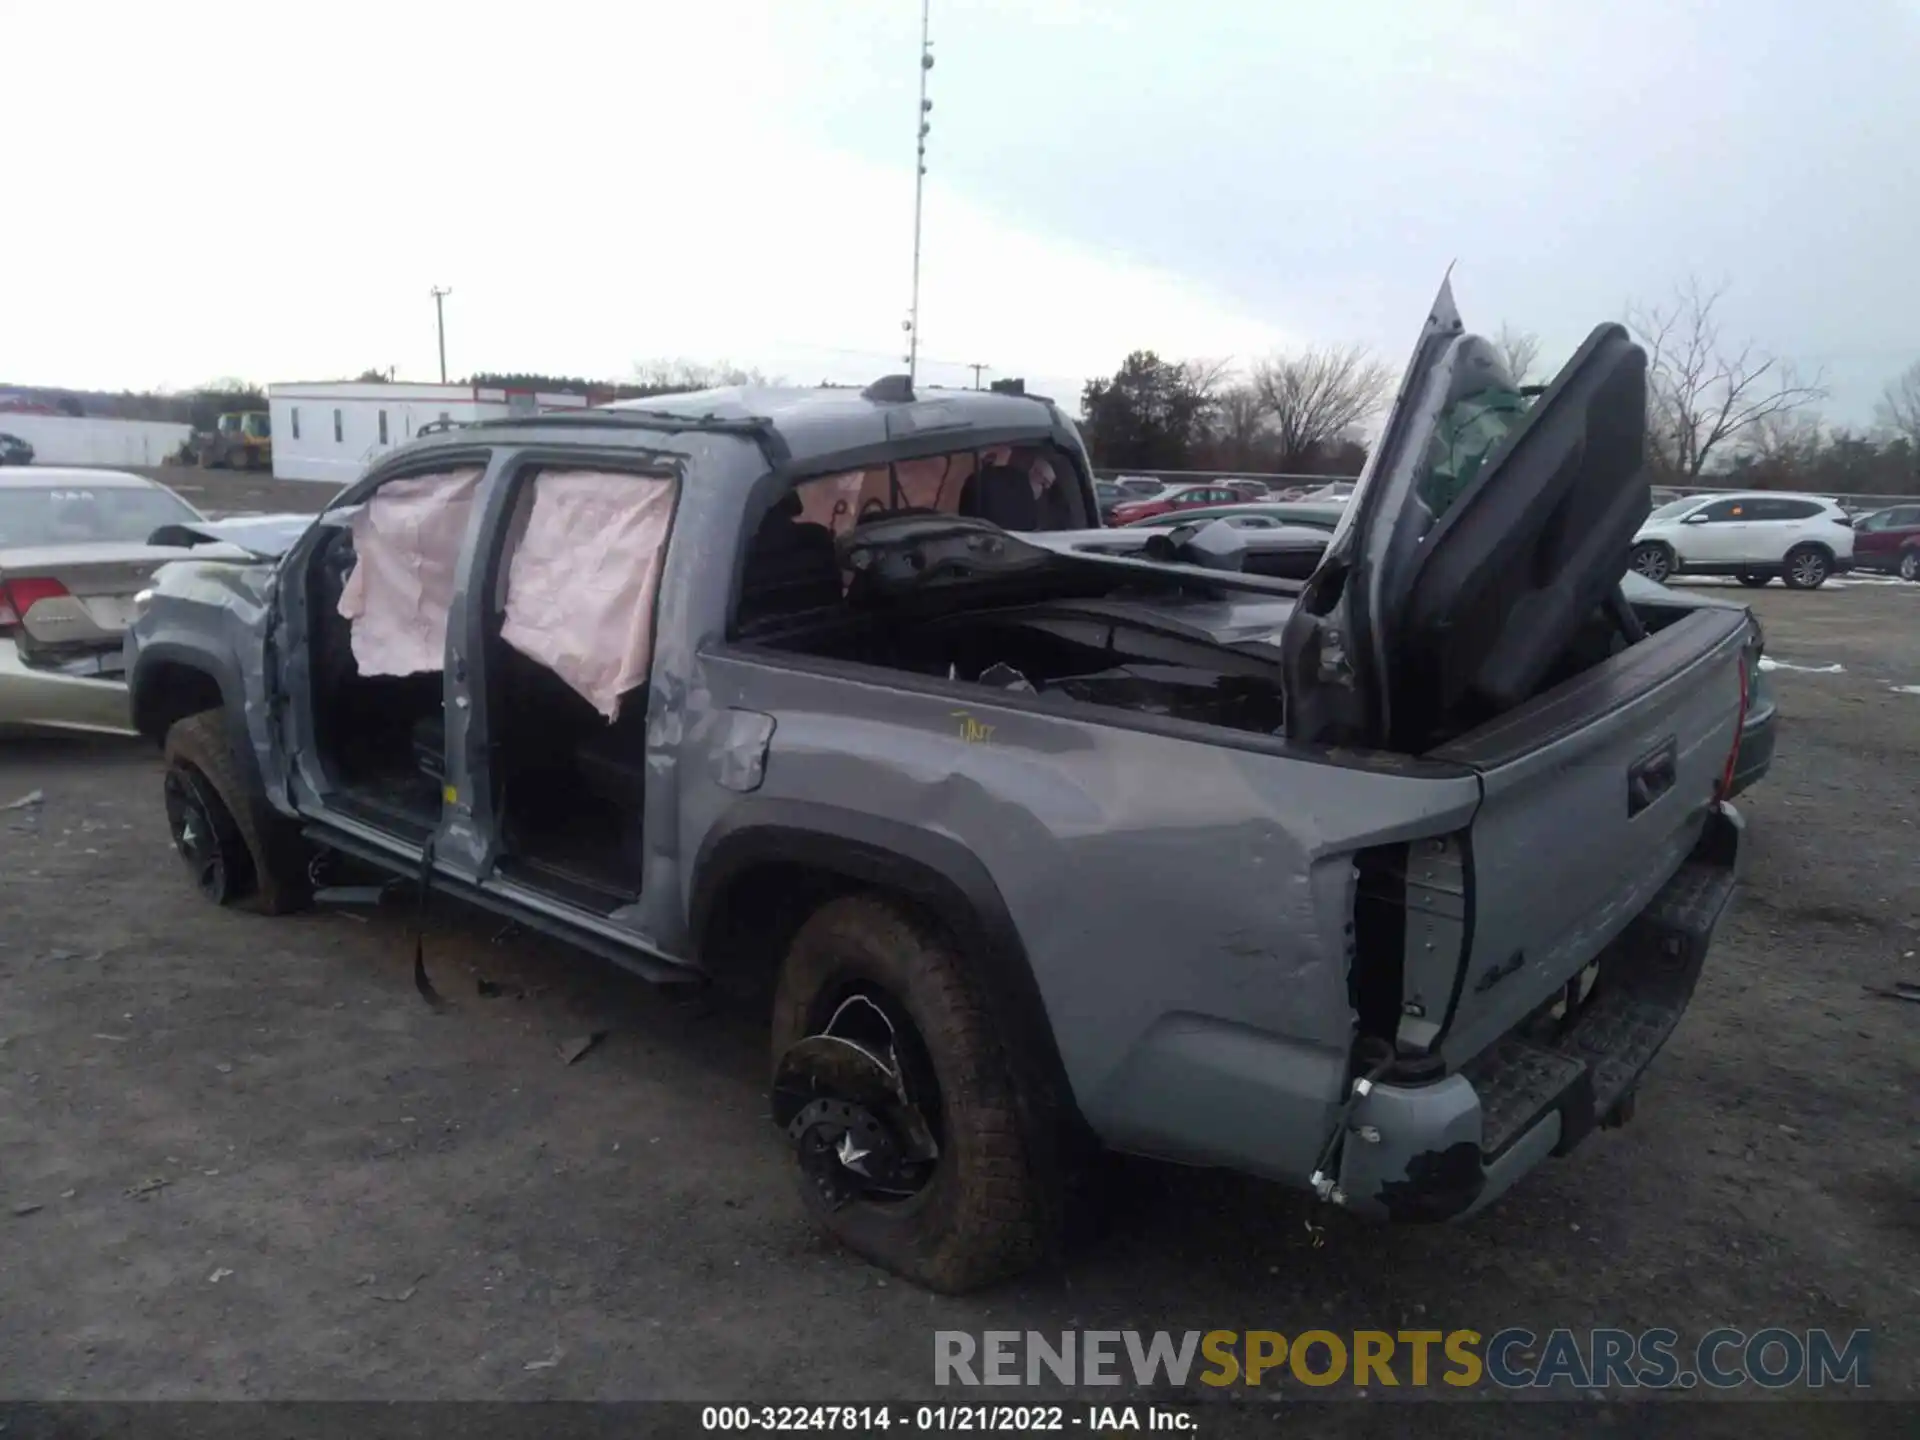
top-left (129, 288), bottom-right (1752, 1293)
top-left (1850, 503), bottom-right (1920, 581)
top-left (1092, 479), bottom-right (1129, 522)
top-left (1221, 478), bottom-right (1271, 500)
top-left (0, 469), bottom-right (217, 735)
top-left (1110, 475), bottom-right (1165, 498)
top-left (1107, 481), bottom-right (1253, 525)
top-left (1120, 499), bottom-right (1348, 531)
top-left (1630, 492), bottom-right (1854, 589)
top-left (0, 433), bottom-right (35, 466)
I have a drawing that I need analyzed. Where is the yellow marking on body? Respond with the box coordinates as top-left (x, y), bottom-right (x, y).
top-left (951, 711), bottom-right (995, 744)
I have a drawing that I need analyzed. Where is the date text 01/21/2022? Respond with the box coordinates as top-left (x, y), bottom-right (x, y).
top-left (700, 1406), bottom-right (1192, 1432)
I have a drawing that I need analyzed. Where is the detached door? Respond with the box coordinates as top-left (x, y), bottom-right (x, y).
top-left (1284, 276), bottom-right (1652, 752)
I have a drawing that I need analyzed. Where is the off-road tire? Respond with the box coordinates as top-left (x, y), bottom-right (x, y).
top-left (1782, 544), bottom-right (1831, 590)
top-left (1630, 542), bottom-right (1674, 585)
top-left (163, 711), bottom-right (311, 914)
top-left (770, 894), bottom-right (1051, 1293)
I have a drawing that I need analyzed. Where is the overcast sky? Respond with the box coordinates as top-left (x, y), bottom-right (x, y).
top-left (6, 0), bottom-right (1916, 422)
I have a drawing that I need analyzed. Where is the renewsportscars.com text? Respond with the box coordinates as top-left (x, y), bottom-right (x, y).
top-left (934, 1328), bottom-right (1870, 1391)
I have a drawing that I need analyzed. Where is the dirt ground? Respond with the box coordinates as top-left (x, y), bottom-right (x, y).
top-left (133, 464), bottom-right (342, 521)
top-left (1, 470), bottom-right (1915, 1428)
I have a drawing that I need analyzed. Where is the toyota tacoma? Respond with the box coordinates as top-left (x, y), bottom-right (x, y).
top-left (127, 283), bottom-right (1751, 1292)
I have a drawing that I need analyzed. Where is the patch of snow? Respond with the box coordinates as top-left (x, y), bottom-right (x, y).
top-left (1757, 657), bottom-right (1845, 674)
top-left (1890, 685), bottom-right (1920, 696)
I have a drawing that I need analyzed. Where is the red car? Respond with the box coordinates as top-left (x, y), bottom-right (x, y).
top-left (1852, 503), bottom-right (1920, 581)
top-left (1107, 483), bottom-right (1253, 525)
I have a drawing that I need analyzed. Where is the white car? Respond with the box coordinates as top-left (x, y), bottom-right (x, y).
top-left (1629, 492), bottom-right (1855, 590)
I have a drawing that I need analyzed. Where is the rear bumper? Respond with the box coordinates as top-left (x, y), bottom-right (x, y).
top-left (1727, 690), bottom-right (1777, 796)
top-left (0, 636), bottom-right (137, 736)
top-left (1337, 803), bottom-right (1744, 1222)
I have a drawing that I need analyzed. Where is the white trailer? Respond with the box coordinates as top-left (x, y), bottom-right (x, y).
top-left (267, 383), bottom-right (591, 484)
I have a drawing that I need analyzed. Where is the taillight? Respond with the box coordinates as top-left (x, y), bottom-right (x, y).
top-left (1718, 641), bottom-right (1752, 801)
top-left (0, 576), bottom-right (71, 632)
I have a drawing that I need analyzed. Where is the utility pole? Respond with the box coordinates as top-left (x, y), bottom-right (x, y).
top-left (968, 362), bottom-right (990, 390)
top-left (430, 286), bottom-right (452, 384)
top-left (904, 0), bottom-right (933, 389)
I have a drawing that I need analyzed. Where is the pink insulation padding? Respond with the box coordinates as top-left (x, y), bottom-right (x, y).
top-left (337, 466), bottom-right (484, 677)
top-left (499, 470), bottom-right (676, 721)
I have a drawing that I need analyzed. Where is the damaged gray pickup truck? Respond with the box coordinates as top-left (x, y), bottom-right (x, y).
top-left (127, 284), bottom-right (1752, 1292)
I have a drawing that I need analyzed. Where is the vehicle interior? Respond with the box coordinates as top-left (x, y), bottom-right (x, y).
top-left (737, 445), bottom-right (1300, 736)
top-left (737, 442), bottom-right (1087, 628)
top-left (305, 462), bottom-right (672, 912)
top-left (304, 504), bottom-right (456, 843)
top-left (475, 468), bottom-right (669, 909)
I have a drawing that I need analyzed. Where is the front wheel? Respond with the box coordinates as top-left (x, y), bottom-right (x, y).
top-left (1900, 550), bottom-right (1920, 583)
top-left (1783, 546), bottom-right (1831, 590)
top-left (163, 713), bottom-right (310, 913)
top-left (1629, 542), bottom-right (1674, 584)
top-left (769, 894), bottom-right (1053, 1293)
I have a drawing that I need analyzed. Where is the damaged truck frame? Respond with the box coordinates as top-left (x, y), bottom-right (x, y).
top-left (127, 284), bottom-right (1751, 1292)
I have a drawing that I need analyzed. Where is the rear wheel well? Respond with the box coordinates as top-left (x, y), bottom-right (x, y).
top-left (1787, 539), bottom-right (1834, 561)
top-left (698, 860), bottom-right (865, 1009)
top-left (132, 662), bottom-right (226, 746)
top-left (691, 833), bottom-right (1088, 1148)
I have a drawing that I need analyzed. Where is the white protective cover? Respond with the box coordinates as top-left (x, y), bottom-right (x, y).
top-left (499, 470), bottom-right (675, 720)
top-left (338, 467), bottom-right (484, 677)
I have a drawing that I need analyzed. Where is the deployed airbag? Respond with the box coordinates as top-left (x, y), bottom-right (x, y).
top-left (338, 467), bottom-right (483, 677)
top-left (500, 470), bottom-right (675, 720)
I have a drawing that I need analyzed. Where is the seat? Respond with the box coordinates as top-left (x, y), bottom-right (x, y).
top-left (737, 492), bottom-right (842, 624)
top-left (959, 464), bottom-right (1040, 531)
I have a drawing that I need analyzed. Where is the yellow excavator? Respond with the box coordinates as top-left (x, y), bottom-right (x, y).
top-left (197, 410), bottom-right (273, 470)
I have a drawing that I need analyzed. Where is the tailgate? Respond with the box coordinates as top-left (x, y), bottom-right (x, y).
top-left (1427, 605), bottom-right (1750, 1067)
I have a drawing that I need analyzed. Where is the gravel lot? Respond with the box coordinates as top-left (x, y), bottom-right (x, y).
top-left (1, 469), bottom-right (1915, 1430)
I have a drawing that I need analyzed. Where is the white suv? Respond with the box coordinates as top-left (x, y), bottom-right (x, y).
top-left (1630, 492), bottom-right (1855, 590)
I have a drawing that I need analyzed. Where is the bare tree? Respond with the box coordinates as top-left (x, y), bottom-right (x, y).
top-left (632, 358), bottom-right (775, 391)
top-left (1251, 345), bottom-right (1394, 471)
top-left (1875, 357), bottom-right (1920, 450)
top-left (1494, 323), bottom-right (1541, 386)
top-left (1182, 357), bottom-right (1235, 408)
top-left (1625, 278), bottom-right (1826, 478)
top-left (1211, 382), bottom-right (1270, 468)
top-left (1741, 408), bottom-right (1826, 486)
